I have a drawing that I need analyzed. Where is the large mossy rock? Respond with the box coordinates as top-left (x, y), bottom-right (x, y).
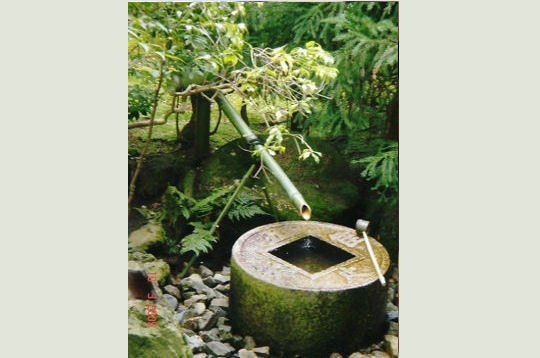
top-left (128, 299), bottom-right (192, 358)
top-left (128, 152), bottom-right (190, 203)
top-left (128, 252), bottom-right (171, 287)
top-left (197, 137), bottom-right (360, 224)
top-left (128, 222), bottom-right (167, 253)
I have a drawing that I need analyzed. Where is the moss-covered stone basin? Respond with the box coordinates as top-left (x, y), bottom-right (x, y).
top-left (230, 221), bottom-right (390, 358)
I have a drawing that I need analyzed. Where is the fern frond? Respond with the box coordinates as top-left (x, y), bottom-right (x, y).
top-left (179, 222), bottom-right (219, 256)
top-left (227, 192), bottom-right (269, 222)
top-left (192, 186), bottom-right (234, 215)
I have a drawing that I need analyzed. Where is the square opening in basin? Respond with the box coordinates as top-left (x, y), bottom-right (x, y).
top-left (268, 235), bottom-right (355, 274)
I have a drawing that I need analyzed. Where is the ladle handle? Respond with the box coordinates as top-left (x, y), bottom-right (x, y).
top-left (356, 219), bottom-right (386, 286)
top-left (361, 231), bottom-right (386, 286)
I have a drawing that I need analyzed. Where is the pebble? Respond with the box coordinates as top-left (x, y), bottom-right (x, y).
top-left (372, 350), bottom-right (391, 358)
top-left (164, 284), bottom-right (181, 299)
top-left (387, 321), bottom-right (399, 336)
top-left (162, 293), bottom-right (178, 310)
top-left (252, 346), bottom-right (270, 357)
top-left (214, 273), bottom-right (230, 284)
top-left (348, 353), bottom-right (370, 358)
top-left (199, 265), bottom-right (214, 278)
top-left (184, 334), bottom-right (206, 352)
top-left (238, 348), bottom-right (258, 358)
top-left (192, 302), bottom-right (206, 315)
top-left (210, 297), bottom-right (229, 309)
top-left (384, 335), bottom-right (399, 358)
top-left (205, 341), bottom-right (235, 356)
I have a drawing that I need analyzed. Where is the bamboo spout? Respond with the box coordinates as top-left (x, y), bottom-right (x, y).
top-left (214, 92), bottom-right (311, 220)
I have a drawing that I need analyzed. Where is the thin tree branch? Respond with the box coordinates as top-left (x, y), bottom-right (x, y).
top-left (128, 61), bottom-right (165, 216)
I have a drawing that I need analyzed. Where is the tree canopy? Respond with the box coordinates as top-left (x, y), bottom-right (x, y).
top-left (128, 1), bottom-right (399, 209)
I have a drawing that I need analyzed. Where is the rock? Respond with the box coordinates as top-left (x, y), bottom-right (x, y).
top-left (230, 334), bottom-right (245, 349)
top-left (386, 301), bottom-right (399, 312)
top-left (347, 353), bottom-right (370, 358)
top-left (164, 284), bottom-right (181, 299)
top-left (213, 289), bottom-right (228, 299)
top-left (192, 302), bottom-right (206, 315)
top-left (217, 316), bottom-right (228, 327)
top-left (243, 336), bottom-right (256, 350)
top-left (184, 294), bottom-right (208, 307)
top-left (208, 306), bottom-right (227, 321)
top-left (193, 353), bottom-right (208, 358)
top-left (384, 335), bottom-right (399, 358)
top-left (129, 252), bottom-right (170, 286)
top-left (386, 310), bottom-right (399, 322)
top-left (128, 222), bottom-right (166, 252)
top-left (387, 321), bottom-right (399, 336)
top-left (386, 286), bottom-right (395, 303)
top-left (218, 324), bottom-right (232, 334)
top-left (199, 265), bottom-right (214, 278)
top-left (214, 273), bottom-right (230, 284)
top-left (205, 341), bottom-right (235, 357)
top-left (200, 328), bottom-right (221, 342)
top-left (128, 263), bottom-right (161, 300)
top-left (162, 293), bottom-right (178, 310)
top-left (128, 299), bottom-right (191, 358)
top-left (203, 276), bottom-right (218, 288)
top-left (214, 284), bottom-right (230, 293)
top-left (184, 333), bottom-right (206, 353)
top-left (252, 346), bottom-right (270, 357)
top-left (210, 297), bottom-right (229, 309)
top-left (182, 317), bottom-right (199, 331)
top-left (238, 348), bottom-right (258, 358)
top-left (174, 308), bottom-right (199, 324)
top-left (198, 310), bottom-right (218, 331)
top-left (371, 351), bottom-right (391, 358)
top-left (181, 274), bottom-right (216, 299)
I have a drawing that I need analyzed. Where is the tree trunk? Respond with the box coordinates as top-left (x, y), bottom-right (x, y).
top-left (386, 95), bottom-right (399, 140)
top-left (192, 93), bottom-right (211, 162)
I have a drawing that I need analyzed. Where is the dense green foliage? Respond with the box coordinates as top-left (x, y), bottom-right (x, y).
top-left (128, 84), bottom-right (154, 120)
top-left (245, 1), bottom-right (399, 207)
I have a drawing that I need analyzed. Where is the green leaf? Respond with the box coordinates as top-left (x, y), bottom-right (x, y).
top-left (223, 53), bottom-right (238, 66)
top-left (155, 51), bottom-right (165, 61)
top-left (180, 223), bottom-right (218, 256)
top-left (138, 42), bottom-right (149, 52)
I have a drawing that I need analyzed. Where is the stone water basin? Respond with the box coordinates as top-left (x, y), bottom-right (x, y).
top-left (230, 221), bottom-right (391, 357)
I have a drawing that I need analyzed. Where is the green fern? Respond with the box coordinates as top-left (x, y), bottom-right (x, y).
top-left (191, 186), bottom-right (234, 216)
top-left (179, 222), bottom-right (219, 256)
top-left (352, 141), bottom-right (398, 205)
top-left (228, 192), bottom-right (269, 222)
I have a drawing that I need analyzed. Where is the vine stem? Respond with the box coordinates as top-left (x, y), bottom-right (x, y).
top-left (179, 163), bottom-right (256, 278)
top-left (128, 61), bottom-right (165, 217)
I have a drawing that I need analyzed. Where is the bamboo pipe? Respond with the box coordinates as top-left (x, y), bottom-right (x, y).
top-left (214, 92), bottom-right (311, 220)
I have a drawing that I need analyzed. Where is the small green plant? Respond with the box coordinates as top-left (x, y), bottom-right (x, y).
top-left (136, 184), bottom-right (268, 257)
top-left (128, 84), bottom-right (154, 121)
